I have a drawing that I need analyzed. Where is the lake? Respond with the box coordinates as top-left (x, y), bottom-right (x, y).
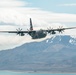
top-left (0, 71), bottom-right (76, 75)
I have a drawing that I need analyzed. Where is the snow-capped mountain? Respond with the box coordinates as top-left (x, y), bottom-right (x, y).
top-left (0, 35), bottom-right (76, 72)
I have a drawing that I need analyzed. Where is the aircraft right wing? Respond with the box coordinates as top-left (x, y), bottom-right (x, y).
top-left (45, 27), bottom-right (76, 34)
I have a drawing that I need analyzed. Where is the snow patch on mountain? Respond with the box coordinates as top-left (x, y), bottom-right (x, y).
top-left (69, 38), bottom-right (76, 45)
top-left (46, 35), bottom-right (76, 45)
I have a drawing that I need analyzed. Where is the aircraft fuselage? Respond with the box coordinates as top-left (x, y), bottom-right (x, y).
top-left (28, 30), bottom-right (47, 39)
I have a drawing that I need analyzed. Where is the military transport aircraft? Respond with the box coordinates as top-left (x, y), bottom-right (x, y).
top-left (0, 18), bottom-right (76, 39)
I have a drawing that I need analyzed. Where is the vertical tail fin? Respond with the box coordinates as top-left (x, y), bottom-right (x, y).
top-left (30, 18), bottom-right (33, 31)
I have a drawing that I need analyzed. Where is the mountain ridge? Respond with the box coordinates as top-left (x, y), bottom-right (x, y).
top-left (0, 35), bottom-right (76, 72)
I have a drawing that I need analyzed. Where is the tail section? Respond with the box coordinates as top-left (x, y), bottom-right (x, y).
top-left (30, 18), bottom-right (33, 31)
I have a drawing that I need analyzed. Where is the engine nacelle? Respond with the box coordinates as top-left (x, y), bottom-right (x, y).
top-left (20, 33), bottom-right (25, 36)
top-left (51, 31), bottom-right (56, 34)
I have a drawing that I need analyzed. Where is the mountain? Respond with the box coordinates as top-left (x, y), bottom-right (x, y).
top-left (0, 35), bottom-right (76, 72)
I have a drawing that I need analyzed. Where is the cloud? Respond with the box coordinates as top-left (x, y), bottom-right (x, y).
top-left (0, 8), bottom-right (76, 27)
top-left (0, 8), bottom-right (31, 26)
top-left (58, 3), bottom-right (76, 6)
top-left (0, 0), bottom-right (28, 7)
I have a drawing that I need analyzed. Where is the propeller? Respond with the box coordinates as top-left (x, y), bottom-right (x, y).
top-left (47, 27), bottom-right (53, 33)
top-left (57, 26), bottom-right (64, 33)
top-left (16, 28), bottom-right (22, 31)
top-left (47, 27), bottom-right (56, 34)
top-left (16, 28), bottom-right (23, 35)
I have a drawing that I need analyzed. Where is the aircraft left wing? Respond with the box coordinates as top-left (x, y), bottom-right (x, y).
top-left (0, 30), bottom-right (36, 36)
top-left (0, 31), bottom-right (29, 33)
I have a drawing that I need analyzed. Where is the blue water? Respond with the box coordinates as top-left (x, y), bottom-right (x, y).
top-left (0, 71), bottom-right (76, 75)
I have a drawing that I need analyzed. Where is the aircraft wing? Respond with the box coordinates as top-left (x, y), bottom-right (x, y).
top-left (45, 27), bottom-right (76, 33)
top-left (0, 30), bottom-right (36, 36)
top-left (0, 30), bottom-right (36, 33)
top-left (0, 27), bottom-right (76, 35)
top-left (0, 31), bottom-right (26, 33)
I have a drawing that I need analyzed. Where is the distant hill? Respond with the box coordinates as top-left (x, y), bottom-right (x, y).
top-left (0, 35), bottom-right (76, 72)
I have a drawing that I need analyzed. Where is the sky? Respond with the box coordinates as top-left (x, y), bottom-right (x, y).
top-left (0, 0), bottom-right (76, 50)
top-left (22, 0), bottom-right (76, 13)
top-left (25, 0), bottom-right (76, 14)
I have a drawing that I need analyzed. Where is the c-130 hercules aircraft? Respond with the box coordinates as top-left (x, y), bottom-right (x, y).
top-left (0, 18), bottom-right (76, 39)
